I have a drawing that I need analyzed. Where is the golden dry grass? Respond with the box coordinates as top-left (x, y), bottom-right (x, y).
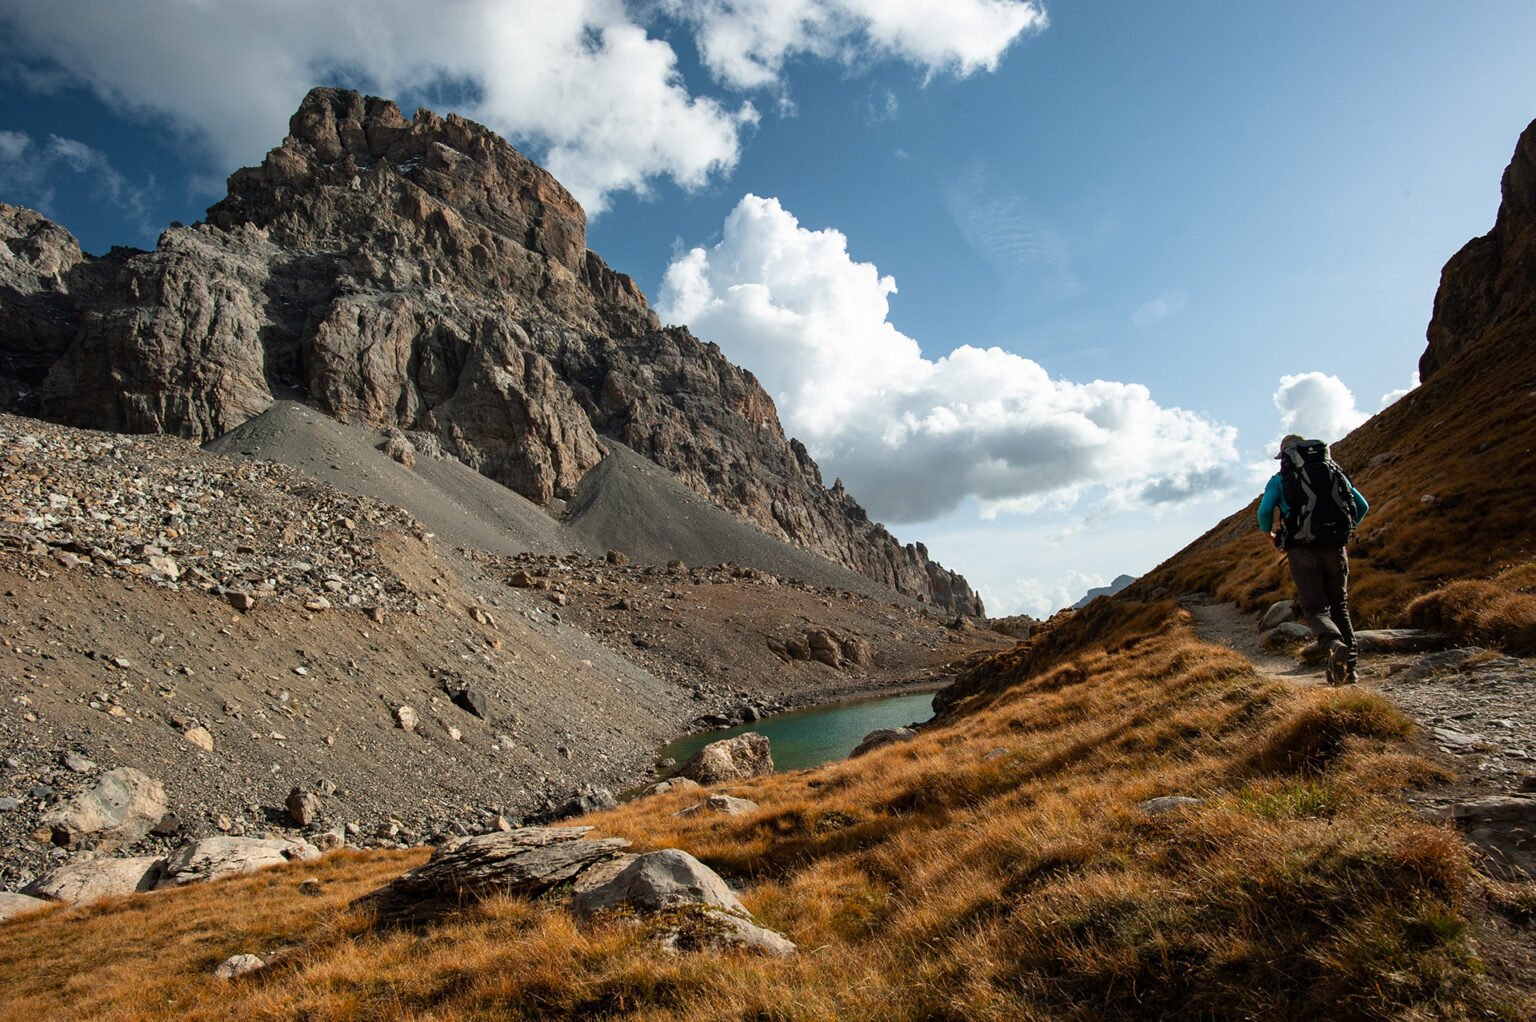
top-left (1, 599), bottom-right (1525, 1020)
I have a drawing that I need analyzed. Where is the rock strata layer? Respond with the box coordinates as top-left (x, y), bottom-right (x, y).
top-left (0, 88), bottom-right (979, 615)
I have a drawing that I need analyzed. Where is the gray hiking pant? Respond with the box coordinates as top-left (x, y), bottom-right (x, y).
top-left (1286, 545), bottom-right (1356, 663)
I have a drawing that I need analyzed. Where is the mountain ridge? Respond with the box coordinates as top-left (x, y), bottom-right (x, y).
top-left (0, 87), bottom-right (981, 616)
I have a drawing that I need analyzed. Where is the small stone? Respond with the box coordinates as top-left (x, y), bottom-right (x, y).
top-left (183, 725), bottom-right (215, 753)
top-left (395, 705), bottom-right (419, 732)
top-left (214, 954), bottom-right (264, 981)
top-left (61, 751), bottom-right (97, 773)
top-left (1138, 796), bottom-right (1204, 815)
top-left (299, 878), bottom-right (323, 897)
top-left (226, 591), bottom-right (256, 613)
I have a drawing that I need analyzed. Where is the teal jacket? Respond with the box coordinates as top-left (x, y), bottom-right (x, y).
top-left (1257, 472), bottom-right (1368, 534)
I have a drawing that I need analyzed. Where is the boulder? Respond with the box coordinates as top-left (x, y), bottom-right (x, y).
top-left (850, 727), bottom-right (917, 758)
top-left (659, 909), bottom-right (798, 957)
top-left (0, 891), bottom-right (51, 921)
top-left (678, 733), bottom-right (774, 784)
top-left (451, 687), bottom-right (489, 719)
top-left (22, 855), bottom-right (164, 904)
top-left (639, 777), bottom-right (703, 799)
top-left (286, 787), bottom-right (323, 827)
top-left (354, 826), bottom-right (631, 927)
top-left (1446, 796), bottom-right (1536, 880)
top-left (572, 848), bottom-right (744, 918)
top-left (40, 767), bottom-right (167, 850)
top-left (156, 836), bottom-right (321, 888)
top-left (1261, 621), bottom-right (1314, 650)
top-left (675, 794), bottom-right (759, 817)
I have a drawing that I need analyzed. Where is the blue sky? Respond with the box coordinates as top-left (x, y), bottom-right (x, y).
top-left (3, 1), bottom-right (1534, 616)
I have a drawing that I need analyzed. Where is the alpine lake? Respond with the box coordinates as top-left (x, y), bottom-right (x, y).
top-left (659, 688), bottom-right (939, 772)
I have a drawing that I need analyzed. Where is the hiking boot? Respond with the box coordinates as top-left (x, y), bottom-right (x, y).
top-left (1343, 662), bottom-right (1358, 686)
top-left (1325, 641), bottom-right (1348, 685)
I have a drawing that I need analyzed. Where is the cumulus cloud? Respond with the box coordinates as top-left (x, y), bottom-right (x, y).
top-left (659, 194), bottom-right (1240, 524)
top-left (663, 0), bottom-right (1046, 89)
top-left (0, 0), bottom-right (1040, 215)
top-left (0, 130), bottom-right (155, 234)
top-left (1272, 371), bottom-right (1368, 443)
top-left (1380, 370), bottom-right (1420, 409)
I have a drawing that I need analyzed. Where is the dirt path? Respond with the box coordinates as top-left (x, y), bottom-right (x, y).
top-left (1186, 595), bottom-right (1536, 881)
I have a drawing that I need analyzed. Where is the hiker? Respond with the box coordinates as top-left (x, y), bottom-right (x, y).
top-left (1257, 434), bottom-right (1369, 684)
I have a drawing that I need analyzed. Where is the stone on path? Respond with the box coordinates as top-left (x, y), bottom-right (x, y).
top-left (1258, 600), bottom-right (1296, 631)
top-left (1354, 629), bottom-right (1449, 654)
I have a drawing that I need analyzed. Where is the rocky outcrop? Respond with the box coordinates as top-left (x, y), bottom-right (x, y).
top-left (1422, 117), bottom-right (1536, 381)
top-left (1, 88), bottom-right (979, 614)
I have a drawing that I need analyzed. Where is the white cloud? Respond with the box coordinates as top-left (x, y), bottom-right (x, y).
top-left (1270, 371), bottom-right (1370, 462)
top-left (1272, 372), bottom-right (1368, 444)
top-left (666, 0), bottom-right (1046, 89)
top-left (0, 130), bottom-right (155, 234)
top-left (1132, 288), bottom-right (1188, 329)
top-left (1379, 370), bottom-right (1420, 409)
top-left (659, 194), bottom-right (1240, 525)
top-left (0, 0), bottom-right (1040, 216)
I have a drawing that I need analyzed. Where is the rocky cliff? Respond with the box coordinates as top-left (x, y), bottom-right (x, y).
top-left (0, 88), bottom-right (980, 615)
top-left (1422, 117), bottom-right (1536, 381)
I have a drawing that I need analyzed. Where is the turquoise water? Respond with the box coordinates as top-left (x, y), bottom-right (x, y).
top-left (660, 690), bottom-right (938, 772)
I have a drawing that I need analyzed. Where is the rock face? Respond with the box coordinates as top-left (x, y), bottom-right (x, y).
top-left (1422, 117), bottom-right (1536, 382)
top-left (1, 88), bottom-right (979, 614)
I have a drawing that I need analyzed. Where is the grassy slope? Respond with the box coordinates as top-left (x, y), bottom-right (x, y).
top-left (1, 598), bottom-right (1526, 1020)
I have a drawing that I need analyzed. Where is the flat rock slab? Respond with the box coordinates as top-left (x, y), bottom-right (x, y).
top-left (157, 836), bottom-right (321, 888)
top-left (355, 826), bottom-right (632, 927)
top-left (675, 795), bottom-right (759, 818)
top-left (1354, 629), bottom-right (1450, 654)
top-left (1446, 797), bottom-right (1536, 880)
top-left (22, 855), bottom-right (164, 905)
top-left (0, 891), bottom-right (53, 921)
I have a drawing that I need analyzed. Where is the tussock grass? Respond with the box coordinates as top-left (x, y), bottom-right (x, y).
top-left (1406, 574), bottom-right (1536, 655)
top-left (0, 600), bottom-right (1523, 1019)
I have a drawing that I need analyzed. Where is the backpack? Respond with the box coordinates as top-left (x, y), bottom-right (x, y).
top-left (1278, 439), bottom-right (1358, 548)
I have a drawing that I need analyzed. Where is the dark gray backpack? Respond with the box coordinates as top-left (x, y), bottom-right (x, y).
top-left (1279, 439), bottom-right (1357, 548)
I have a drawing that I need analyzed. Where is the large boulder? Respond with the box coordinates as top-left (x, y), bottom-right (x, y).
top-left (22, 855), bottom-right (164, 904)
top-left (572, 848), bottom-right (745, 918)
top-left (677, 733), bottom-right (774, 784)
top-left (40, 767), bottom-right (167, 851)
top-left (572, 849), bottom-right (796, 956)
top-left (156, 836), bottom-right (321, 888)
top-left (354, 826), bottom-right (631, 927)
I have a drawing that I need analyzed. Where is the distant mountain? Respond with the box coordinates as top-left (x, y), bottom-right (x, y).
top-left (1072, 574), bottom-right (1136, 609)
top-left (0, 88), bottom-right (980, 615)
